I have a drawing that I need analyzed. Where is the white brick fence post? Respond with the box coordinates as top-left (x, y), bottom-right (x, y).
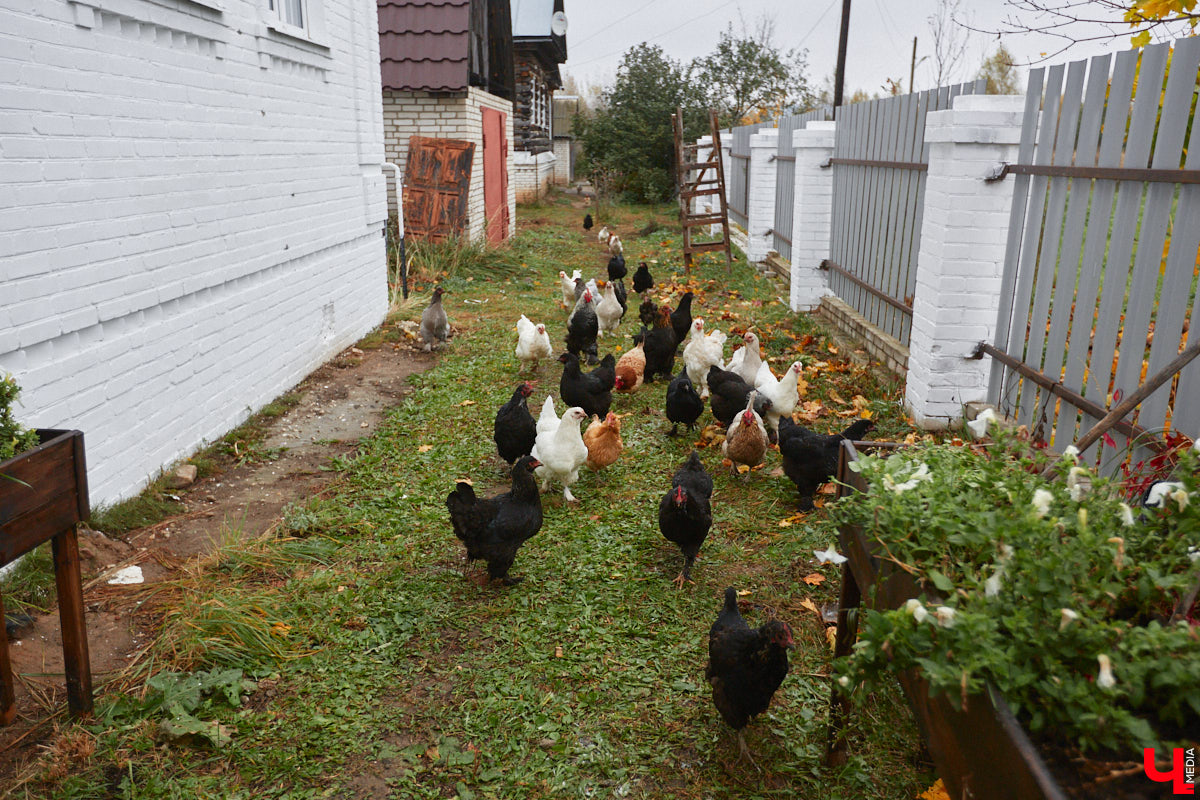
top-left (905, 94), bottom-right (1027, 429)
top-left (789, 121), bottom-right (836, 311)
top-left (745, 129), bottom-right (779, 263)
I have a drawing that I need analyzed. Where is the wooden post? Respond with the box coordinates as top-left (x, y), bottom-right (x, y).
top-left (0, 591), bottom-right (15, 725)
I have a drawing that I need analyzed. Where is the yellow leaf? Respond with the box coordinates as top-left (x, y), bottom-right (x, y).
top-left (459, 400), bottom-right (476, 406)
top-left (918, 779), bottom-right (951, 800)
top-left (736, 464), bottom-right (750, 474)
top-left (800, 598), bottom-right (820, 615)
top-left (825, 626), bottom-right (837, 650)
top-left (419, 444), bottom-right (434, 452)
top-left (803, 573), bottom-right (826, 586)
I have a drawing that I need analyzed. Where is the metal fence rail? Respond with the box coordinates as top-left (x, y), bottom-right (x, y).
top-left (988, 38), bottom-right (1200, 467)
top-left (771, 106), bottom-right (833, 262)
top-left (828, 80), bottom-right (984, 347)
top-left (726, 123), bottom-right (764, 227)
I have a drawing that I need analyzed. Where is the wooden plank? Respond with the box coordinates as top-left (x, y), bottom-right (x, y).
top-left (53, 527), bottom-right (93, 717)
top-left (685, 240), bottom-right (730, 253)
top-left (0, 590), bottom-right (14, 724)
top-left (679, 187), bottom-right (724, 199)
top-left (0, 490), bottom-right (80, 566)
top-left (0, 431), bottom-right (80, 529)
top-left (681, 214), bottom-right (729, 227)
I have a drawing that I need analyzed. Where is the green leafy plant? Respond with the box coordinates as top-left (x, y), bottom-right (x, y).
top-left (832, 433), bottom-right (1200, 755)
top-left (0, 373), bottom-right (39, 463)
top-left (102, 668), bottom-right (256, 748)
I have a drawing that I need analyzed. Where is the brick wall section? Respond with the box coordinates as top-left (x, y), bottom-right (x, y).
top-left (789, 121), bottom-right (835, 311)
top-left (550, 137), bottom-right (571, 184)
top-left (0, 0), bottom-right (388, 506)
top-left (905, 95), bottom-right (1026, 429)
top-left (512, 151), bottom-right (556, 202)
top-left (745, 129), bottom-right (778, 263)
top-left (382, 87), bottom-right (515, 242)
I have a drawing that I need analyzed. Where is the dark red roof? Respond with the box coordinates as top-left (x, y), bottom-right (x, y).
top-left (378, 0), bottom-right (471, 92)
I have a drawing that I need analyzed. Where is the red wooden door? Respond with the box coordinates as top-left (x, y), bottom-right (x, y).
top-left (402, 136), bottom-right (475, 242)
top-left (482, 107), bottom-right (509, 243)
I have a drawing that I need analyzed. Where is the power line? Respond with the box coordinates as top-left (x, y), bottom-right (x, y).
top-left (568, 0), bottom-right (737, 68)
top-left (794, 0), bottom-right (839, 49)
top-left (571, 0), bottom-right (667, 50)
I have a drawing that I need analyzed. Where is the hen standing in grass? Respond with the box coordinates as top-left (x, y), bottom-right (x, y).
top-left (707, 365), bottom-right (772, 427)
top-left (683, 319), bottom-right (727, 399)
top-left (637, 306), bottom-right (679, 383)
top-left (778, 417), bottom-right (875, 511)
top-left (669, 292), bottom-right (695, 345)
top-left (419, 287), bottom-right (451, 352)
top-left (638, 295), bottom-right (659, 328)
top-left (722, 391), bottom-right (769, 477)
top-left (446, 455), bottom-right (543, 585)
top-left (493, 383), bottom-right (537, 464)
top-left (532, 407), bottom-right (589, 502)
top-left (566, 289), bottom-right (600, 365)
top-left (632, 262), bottom-right (654, 294)
top-left (559, 352), bottom-right (615, 421)
top-left (607, 253), bottom-right (627, 282)
top-left (583, 412), bottom-right (623, 470)
top-left (706, 587), bottom-right (794, 764)
top-left (515, 315), bottom-right (553, 371)
top-left (725, 332), bottom-right (765, 387)
top-left (583, 213), bottom-right (593, 231)
top-left (558, 270), bottom-right (581, 308)
top-left (658, 451), bottom-right (713, 587)
top-left (614, 341), bottom-right (646, 393)
top-left (665, 369), bottom-right (704, 435)
top-left (596, 281), bottom-right (624, 337)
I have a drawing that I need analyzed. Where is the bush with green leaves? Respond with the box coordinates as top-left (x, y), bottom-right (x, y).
top-left (831, 434), bottom-right (1200, 755)
top-left (1, 373), bottom-right (39, 462)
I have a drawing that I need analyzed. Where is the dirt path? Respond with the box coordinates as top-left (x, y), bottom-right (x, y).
top-left (0, 327), bottom-right (433, 769)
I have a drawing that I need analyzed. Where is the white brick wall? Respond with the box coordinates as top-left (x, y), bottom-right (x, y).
top-left (513, 150), bottom-right (556, 202)
top-left (551, 137), bottom-right (572, 185)
top-left (382, 87), bottom-right (516, 243)
top-left (745, 129), bottom-right (778, 263)
top-left (905, 94), bottom-right (1027, 429)
top-left (0, 0), bottom-right (388, 506)
top-left (789, 121), bottom-right (836, 311)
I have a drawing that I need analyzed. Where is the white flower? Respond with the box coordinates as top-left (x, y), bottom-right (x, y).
top-left (903, 598), bottom-right (929, 623)
top-left (1067, 466), bottom-right (1092, 502)
top-left (1096, 654), bottom-right (1116, 689)
top-left (966, 408), bottom-right (997, 439)
top-left (935, 606), bottom-right (957, 627)
top-left (1031, 488), bottom-right (1054, 518)
top-left (985, 572), bottom-right (1004, 597)
top-left (1145, 481), bottom-right (1185, 509)
top-left (813, 544), bottom-right (848, 565)
top-left (886, 462), bottom-right (932, 493)
top-left (1062, 445), bottom-right (1080, 463)
top-left (1059, 608), bottom-right (1078, 631)
top-left (837, 675), bottom-right (851, 688)
top-left (1118, 503), bottom-right (1135, 527)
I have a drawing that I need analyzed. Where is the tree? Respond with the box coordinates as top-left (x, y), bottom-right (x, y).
top-left (574, 44), bottom-right (707, 203)
top-left (693, 16), bottom-right (813, 127)
top-left (927, 0), bottom-right (973, 87)
top-left (981, 1), bottom-right (1199, 61)
top-left (978, 44), bottom-right (1022, 94)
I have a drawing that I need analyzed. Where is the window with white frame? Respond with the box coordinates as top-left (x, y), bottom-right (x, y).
top-left (268, 0), bottom-right (308, 37)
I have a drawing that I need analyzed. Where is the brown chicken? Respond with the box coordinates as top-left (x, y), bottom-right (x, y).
top-left (614, 341), bottom-right (646, 393)
top-left (721, 391), bottom-right (768, 478)
top-left (583, 412), bottom-right (623, 470)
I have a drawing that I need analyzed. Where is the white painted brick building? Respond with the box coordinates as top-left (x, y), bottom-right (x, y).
top-left (1, 0), bottom-right (389, 506)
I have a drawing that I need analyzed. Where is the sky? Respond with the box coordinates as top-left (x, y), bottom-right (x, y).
top-left (559, 0), bottom-right (1158, 99)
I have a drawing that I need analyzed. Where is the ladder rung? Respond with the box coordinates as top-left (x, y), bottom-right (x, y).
top-left (680, 187), bottom-right (724, 199)
top-left (681, 160), bottom-right (718, 171)
top-left (681, 215), bottom-right (727, 227)
top-left (685, 241), bottom-right (729, 253)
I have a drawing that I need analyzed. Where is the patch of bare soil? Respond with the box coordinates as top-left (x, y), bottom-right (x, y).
top-left (0, 332), bottom-right (435, 777)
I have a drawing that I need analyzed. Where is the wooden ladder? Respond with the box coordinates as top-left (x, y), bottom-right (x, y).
top-left (673, 108), bottom-right (732, 270)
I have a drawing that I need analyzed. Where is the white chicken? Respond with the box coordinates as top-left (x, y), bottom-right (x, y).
top-left (536, 395), bottom-right (559, 436)
top-left (756, 360), bottom-right (804, 438)
top-left (597, 225), bottom-right (610, 245)
top-left (595, 281), bottom-right (623, 337)
top-left (532, 406), bottom-right (589, 502)
top-left (724, 332), bottom-right (765, 387)
top-left (682, 319), bottom-right (726, 399)
top-left (608, 234), bottom-right (623, 256)
top-left (515, 315), bottom-right (553, 370)
top-left (559, 270), bottom-right (581, 307)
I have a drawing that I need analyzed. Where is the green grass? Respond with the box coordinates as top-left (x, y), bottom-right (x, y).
top-left (13, 194), bottom-right (930, 799)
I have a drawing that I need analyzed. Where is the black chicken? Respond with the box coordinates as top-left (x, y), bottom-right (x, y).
top-left (706, 365), bottom-right (772, 427)
top-left (566, 290), bottom-right (599, 365)
top-left (613, 279), bottom-right (628, 319)
top-left (638, 296), bottom-right (659, 328)
top-left (446, 455), bottom-right (544, 585)
top-left (632, 262), bottom-right (654, 294)
top-left (493, 382), bottom-right (536, 463)
top-left (665, 369), bottom-right (704, 436)
top-left (636, 306), bottom-right (679, 383)
top-left (658, 451), bottom-right (714, 587)
top-left (669, 292), bottom-right (695, 345)
top-left (559, 352), bottom-right (615, 419)
top-left (706, 587), bottom-right (794, 763)
top-left (583, 213), bottom-right (594, 231)
top-left (607, 253), bottom-right (627, 282)
top-left (777, 417), bottom-right (875, 511)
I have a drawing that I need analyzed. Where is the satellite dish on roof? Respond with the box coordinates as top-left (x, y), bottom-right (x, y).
top-left (551, 11), bottom-right (567, 37)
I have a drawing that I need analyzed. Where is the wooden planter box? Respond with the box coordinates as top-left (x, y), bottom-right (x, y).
top-left (826, 441), bottom-right (1067, 800)
top-left (0, 429), bottom-right (92, 724)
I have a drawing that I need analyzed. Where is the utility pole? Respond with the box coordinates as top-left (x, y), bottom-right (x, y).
top-left (909, 36), bottom-right (918, 93)
top-left (833, 0), bottom-right (851, 117)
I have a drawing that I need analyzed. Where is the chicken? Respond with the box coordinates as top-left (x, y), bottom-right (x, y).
top-left (637, 306), bottom-right (679, 383)
top-left (614, 341), bottom-right (646, 393)
top-left (574, 276), bottom-right (599, 303)
top-left (419, 287), bottom-right (450, 351)
top-left (682, 319), bottom-right (726, 399)
top-left (612, 279), bottom-right (628, 319)
top-left (596, 281), bottom-right (624, 337)
top-left (607, 253), bottom-right (627, 282)
top-left (638, 295), bottom-right (659, 328)
top-left (566, 290), bottom-right (599, 364)
top-left (559, 352), bottom-right (614, 419)
top-left (446, 455), bottom-right (544, 585)
top-left (597, 225), bottom-right (610, 244)
top-left (706, 587), bottom-right (794, 763)
top-left (515, 315), bottom-right (553, 371)
top-left (706, 365), bottom-right (772, 427)
top-left (665, 368), bottom-right (704, 435)
top-left (724, 332), bottom-right (764, 386)
top-left (669, 292), bottom-right (695, 345)
top-left (558, 270), bottom-right (581, 308)
top-left (536, 394), bottom-right (559, 436)
top-left (778, 417), bottom-right (875, 511)
top-left (493, 383), bottom-right (537, 463)
top-left (632, 262), bottom-right (654, 294)
top-left (532, 406), bottom-right (589, 502)
top-left (583, 412), bottom-right (623, 470)
top-left (756, 360), bottom-right (804, 439)
top-left (658, 451), bottom-right (713, 586)
top-left (583, 213), bottom-right (593, 231)
top-left (722, 391), bottom-right (769, 477)
top-left (608, 234), bottom-right (623, 256)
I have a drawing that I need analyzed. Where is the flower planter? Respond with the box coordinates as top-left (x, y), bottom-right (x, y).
top-left (825, 440), bottom-right (1068, 800)
top-left (0, 429), bottom-right (92, 723)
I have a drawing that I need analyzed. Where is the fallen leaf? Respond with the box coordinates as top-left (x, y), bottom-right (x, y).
top-left (800, 598), bottom-right (820, 616)
top-left (827, 345), bottom-right (839, 355)
top-left (803, 573), bottom-right (827, 586)
top-left (828, 390), bottom-right (848, 406)
top-left (419, 444), bottom-right (434, 453)
top-left (819, 483), bottom-right (838, 495)
top-left (919, 780), bottom-right (951, 800)
top-left (851, 395), bottom-right (870, 412)
top-left (554, 646), bottom-right (564, 658)
top-left (736, 464), bottom-right (750, 474)
top-left (825, 626), bottom-right (838, 650)
top-left (768, 467), bottom-right (785, 477)
top-left (459, 400), bottom-right (476, 406)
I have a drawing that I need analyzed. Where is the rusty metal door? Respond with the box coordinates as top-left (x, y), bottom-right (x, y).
top-left (402, 136), bottom-right (475, 242)
top-left (482, 107), bottom-right (509, 243)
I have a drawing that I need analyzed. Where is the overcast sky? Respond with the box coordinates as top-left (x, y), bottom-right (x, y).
top-left (561, 0), bottom-right (1150, 98)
